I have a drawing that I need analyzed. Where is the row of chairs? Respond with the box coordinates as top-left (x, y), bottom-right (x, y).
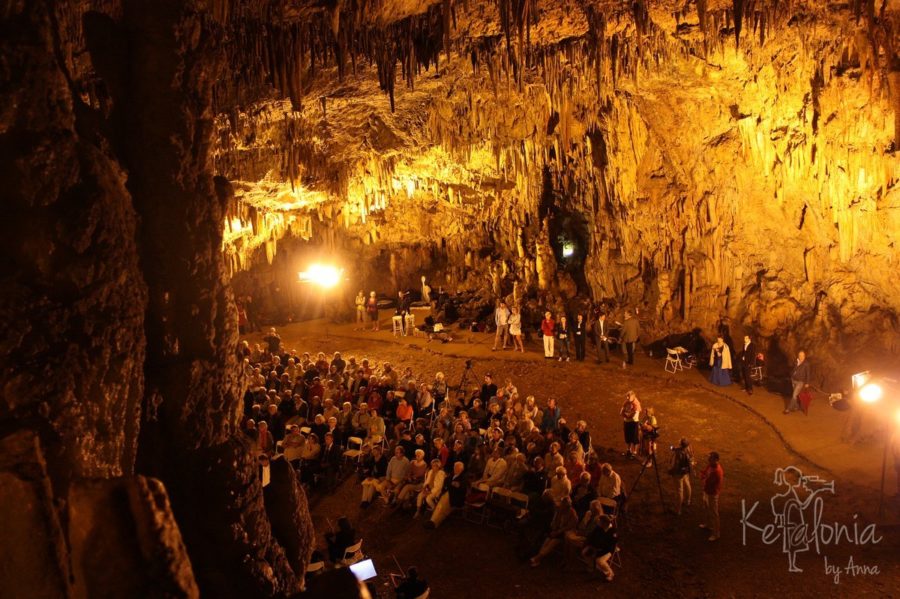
top-left (664, 347), bottom-right (765, 381)
top-left (463, 484), bottom-right (530, 527)
top-left (392, 313), bottom-right (424, 337)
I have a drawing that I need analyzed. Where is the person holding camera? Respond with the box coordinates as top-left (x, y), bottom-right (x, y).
top-left (668, 438), bottom-right (694, 515)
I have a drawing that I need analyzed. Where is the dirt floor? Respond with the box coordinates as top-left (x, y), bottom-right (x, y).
top-left (249, 319), bottom-right (900, 598)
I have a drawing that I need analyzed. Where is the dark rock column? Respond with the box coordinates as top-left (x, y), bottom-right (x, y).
top-left (121, 1), bottom-right (311, 595)
top-left (0, 0), bottom-right (146, 491)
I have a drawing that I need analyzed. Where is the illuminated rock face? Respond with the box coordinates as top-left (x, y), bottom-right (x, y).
top-left (1, 0), bottom-right (897, 597)
top-left (216, 0), bottom-right (900, 384)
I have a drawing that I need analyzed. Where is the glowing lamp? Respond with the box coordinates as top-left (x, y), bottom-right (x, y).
top-left (562, 242), bottom-right (575, 258)
top-left (851, 371), bottom-right (870, 389)
top-left (858, 383), bottom-right (883, 404)
top-left (895, 409), bottom-right (900, 426)
top-left (298, 264), bottom-right (343, 289)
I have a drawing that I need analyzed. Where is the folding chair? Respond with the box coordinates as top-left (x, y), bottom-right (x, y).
top-left (665, 348), bottom-right (683, 373)
top-left (486, 486), bottom-right (513, 528)
top-left (300, 426), bottom-right (312, 435)
top-left (596, 497), bottom-right (619, 520)
top-left (340, 539), bottom-right (364, 567)
top-left (509, 490), bottom-right (530, 520)
top-left (343, 437), bottom-right (364, 466)
top-left (610, 545), bottom-right (623, 569)
top-left (392, 316), bottom-right (404, 336)
top-left (464, 484), bottom-right (491, 524)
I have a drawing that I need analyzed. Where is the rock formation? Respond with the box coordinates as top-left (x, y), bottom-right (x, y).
top-left (1, 0), bottom-right (898, 597)
top-left (216, 0), bottom-right (900, 386)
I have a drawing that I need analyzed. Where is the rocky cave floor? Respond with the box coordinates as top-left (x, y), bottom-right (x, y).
top-left (248, 319), bottom-right (900, 598)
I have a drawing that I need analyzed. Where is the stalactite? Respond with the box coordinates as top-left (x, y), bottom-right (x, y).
top-left (733, 0), bottom-right (745, 50)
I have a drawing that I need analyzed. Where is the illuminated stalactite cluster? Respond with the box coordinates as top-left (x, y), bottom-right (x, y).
top-left (210, 1), bottom-right (898, 370)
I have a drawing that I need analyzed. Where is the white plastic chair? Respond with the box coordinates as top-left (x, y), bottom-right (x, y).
top-left (340, 539), bottom-right (364, 566)
top-left (665, 348), bottom-right (683, 373)
top-left (392, 316), bottom-right (404, 336)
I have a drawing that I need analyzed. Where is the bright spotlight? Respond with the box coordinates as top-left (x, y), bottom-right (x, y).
top-left (858, 383), bottom-right (883, 404)
top-left (895, 409), bottom-right (900, 426)
top-left (298, 264), bottom-right (343, 289)
top-left (562, 242), bottom-right (575, 258)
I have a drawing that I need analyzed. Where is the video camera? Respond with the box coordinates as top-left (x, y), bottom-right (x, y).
top-left (644, 426), bottom-right (661, 441)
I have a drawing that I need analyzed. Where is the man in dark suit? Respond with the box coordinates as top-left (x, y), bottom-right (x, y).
top-left (738, 335), bottom-right (757, 395)
top-left (320, 432), bottom-right (342, 492)
top-left (593, 313), bottom-right (611, 363)
top-left (573, 313), bottom-right (588, 361)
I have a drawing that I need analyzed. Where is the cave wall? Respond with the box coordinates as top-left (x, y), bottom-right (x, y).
top-left (214, 0), bottom-right (900, 386)
top-left (1, 0), bottom-right (313, 596)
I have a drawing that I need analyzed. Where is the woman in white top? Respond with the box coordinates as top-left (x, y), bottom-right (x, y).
top-left (509, 306), bottom-right (524, 352)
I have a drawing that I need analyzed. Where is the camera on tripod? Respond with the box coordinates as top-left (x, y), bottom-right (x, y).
top-left (644, 426), bottom-right (660, 441)
top-left (464, 359), bottom-right (473, 369)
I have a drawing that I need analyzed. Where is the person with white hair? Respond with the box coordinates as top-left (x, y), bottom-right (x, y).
top-left (425, 461), bottom-right (468, 528)
top-left (414, 459), bottom-right (446, 518)
top-left (547, 465), bottom-right (572, 505)
top-left (395, 449), bottom-right (429, 507)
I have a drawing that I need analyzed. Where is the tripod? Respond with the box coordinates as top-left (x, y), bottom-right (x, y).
top-left (622, 448), bottom-right (666, 526)
top-left (455, 360), bottom-right (479, 397)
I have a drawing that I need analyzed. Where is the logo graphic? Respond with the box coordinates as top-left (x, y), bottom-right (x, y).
top-left (741, 466), bottom-right (882, 577)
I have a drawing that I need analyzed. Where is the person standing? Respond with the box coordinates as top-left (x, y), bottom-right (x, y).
top-left (556, 315), bottom-right (572, 362)
top-left (669, 438), bottom-right (693, 515)
top-left (620, 311), bottom-right (639, 365)
top-left (541, 311), bottom-right (556, 359)
top-left (366, 291), bottom-right (380, 331)
top-left (708, 337), bottom-right (732, 386)
top-left (785, 351), bottom-right (810, 414)
top-left (573, 313), bottom-right (587, 361)
top-left (355, 291), bottom-right (366, 328)
top-left (509, 306), bottom-right (525, 352)
top-left (738, 335), bottom-right (757, 395)
top-left (263, 327), bottom-right (282, 355)
top-left (593, 312), bottom-right (610, 363)
top-left (619, 391), bottom-right (641, 459)
top-left (699, 452), bottom-right (723, 541)
top-left (493, 301), bottom-right (511, 351)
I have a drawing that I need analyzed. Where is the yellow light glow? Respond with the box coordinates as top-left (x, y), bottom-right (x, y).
top-left (298, 264), bottom-right (343, 289)
top-left (895, 409), bottom-right (900, 426)
top-left (858, 383), bottom-right (883, 404)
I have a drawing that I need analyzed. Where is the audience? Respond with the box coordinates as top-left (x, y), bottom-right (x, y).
top-left (237, 327), bottom-right (648, 586)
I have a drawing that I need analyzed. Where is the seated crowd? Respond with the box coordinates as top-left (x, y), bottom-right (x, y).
top-left (238, 329), bottom-right (634, 581)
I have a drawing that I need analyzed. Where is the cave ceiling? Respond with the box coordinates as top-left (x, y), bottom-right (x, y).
top-left (207, 0), bottom-right (900, 376)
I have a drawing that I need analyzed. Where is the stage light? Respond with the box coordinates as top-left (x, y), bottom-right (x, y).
top-left (298, 263), bottom-right (343, 288)
top-left (858, 382), bottom-right (883, 404)
top-left (562, 242), bottom-right (575, 258)
top-left (851, 371), bottom-right (870, 389)
top-left (895, 409), bottom-right (900, 426)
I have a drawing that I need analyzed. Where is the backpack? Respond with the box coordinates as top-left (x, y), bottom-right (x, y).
top-left (670, 449), bottom-right (691, 476)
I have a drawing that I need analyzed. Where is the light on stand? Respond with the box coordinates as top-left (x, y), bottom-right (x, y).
top-left (561, 242), bottom-right (575, 258)
top-left (858, 383), bottom-right (883, 404)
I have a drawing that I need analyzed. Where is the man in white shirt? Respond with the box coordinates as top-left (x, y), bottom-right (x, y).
top-left (478, 447), bottom-right (509, 488)
top-left (376, 446), bottom-right (410, 503)
top-left (492, 301), bottom-right (511, 351)
top-left (597, 463), bottom-right (623, 507)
